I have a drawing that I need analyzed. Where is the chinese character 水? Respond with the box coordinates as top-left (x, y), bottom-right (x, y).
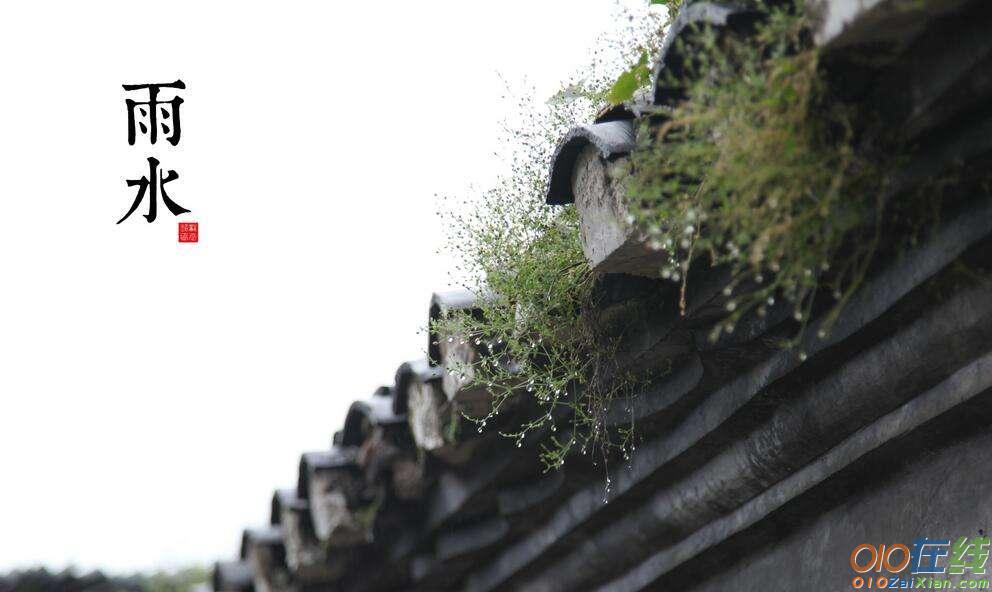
top-left (118, 157), bottom-right (189, 224)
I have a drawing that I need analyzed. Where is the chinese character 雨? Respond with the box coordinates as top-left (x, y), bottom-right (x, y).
top-left (123, 80), bottom-right (185, 146)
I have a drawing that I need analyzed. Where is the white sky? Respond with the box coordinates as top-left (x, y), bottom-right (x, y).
top-left (0, 0), bottom-right (650, 574)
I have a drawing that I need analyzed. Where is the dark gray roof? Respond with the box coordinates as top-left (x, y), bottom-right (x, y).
top-left (212, 561), bottom-right (254, 592)
top-left (393, 358), bottom-right (443, 415)
top-left (297, 448), bottom-right (359, 499)
top-left (342, 387), bottom-right (405, 447)
top-left (213, 2), bottom-right (992, 590)
top-left (545, 120), bottom-right (636, 205)
top-left (270, 488), bottom-right (306, 526)
top-left (239, 526), bottom-right (285, 561)
top-left (651, 1), bottom-right (762, 106)
top-left (428, 289), bottom-right (483, 365)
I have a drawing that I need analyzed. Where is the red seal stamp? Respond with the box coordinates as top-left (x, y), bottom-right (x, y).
top-left (178, 222), bottom-right (198, 243)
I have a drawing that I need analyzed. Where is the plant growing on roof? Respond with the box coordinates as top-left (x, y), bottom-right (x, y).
top-left (435, 0), bottom-right (955, 476)
top-left (433, 3), bottom-right (666, 474)
top-left (624, 0), bottom-right (934, 351)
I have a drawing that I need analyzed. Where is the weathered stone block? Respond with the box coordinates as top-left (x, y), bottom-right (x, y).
top-left (572, 144), bottom-right (668, 277)
top-left (298, 450), bottom-right (370, 547)
top-left (240, 527), bottom-right (292, 592)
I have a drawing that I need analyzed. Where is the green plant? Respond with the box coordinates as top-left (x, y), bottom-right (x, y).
top-left (355, 493), bottom-right (382, 533)
top-left (606, 50), bottom-right (652, 105)
top-left (435, 0), bottom-right (951, 477)
top-left (139, 567), bottom-right (209, 592)
top-left (626, 1), bottom-right (897, 348)
top-left (434, 6), bottom-right (665, 475)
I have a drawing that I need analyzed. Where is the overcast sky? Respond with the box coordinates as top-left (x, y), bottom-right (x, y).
top-left (0, 0), bottom-right (652, 574)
